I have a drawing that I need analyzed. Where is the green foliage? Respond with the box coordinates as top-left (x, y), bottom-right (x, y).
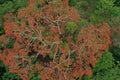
top-left (66, 22), bottom-right (78, 33)
top-left (43, 31), bottom-right (51, 37)
top-left (72, 33), bottom-right (78, 41)
top-left (0, 61), bottom-right (7, 79)
top-left (2, 72), bottom-right (21, 80)
top-left (0, 41), bottom-right (4, 50)
top-left (90, 0), bottom-right (120, 25)
top-left (82, 51), bottom-right (120, 80)
top-left (0, 61), bottom-right (21, 80)
top-left (30, 73), bottom-right (41, 80)
top-left (90, 62), bottom-right (120, 80)
top-left (0, 61), bottom-right (16, 79)
top-left (110, 46), bottom-right (120, 61)
top-left (0, 0), bottom-right (27, 15)
top-left (72, 0), bottom-right (120, 25)
top-left (6, 40), bottom-right (15, 49)
top-left (95, 0), bottom-right (120, 17)
top-left (93, 51), bottom-right (114, 71)
top-left (0, 1), bottom-right (14, 15)
top-left (114, 0), bottom-right (120, 7)
top-left (13, 0), bottom-right (28, 10)
top-left (0, 24), bottom-right (5, 35)
top-left (106, 16), bottom-right (120, 27)
top-left (0, 0), bottom-right (12, 4)
top-left (69, 0), bottom-right (77, 7)
top-left (78, 18), bottom-right (89, 27)
top-left (83, 68), bottom-right (120, 80)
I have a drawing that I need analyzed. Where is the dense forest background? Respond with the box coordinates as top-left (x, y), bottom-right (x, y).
top-left (0, 0), bottom-right (120, 80)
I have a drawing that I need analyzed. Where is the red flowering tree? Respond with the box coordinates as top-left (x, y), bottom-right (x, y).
top-left (0, 0), bottom-right (111, 80)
